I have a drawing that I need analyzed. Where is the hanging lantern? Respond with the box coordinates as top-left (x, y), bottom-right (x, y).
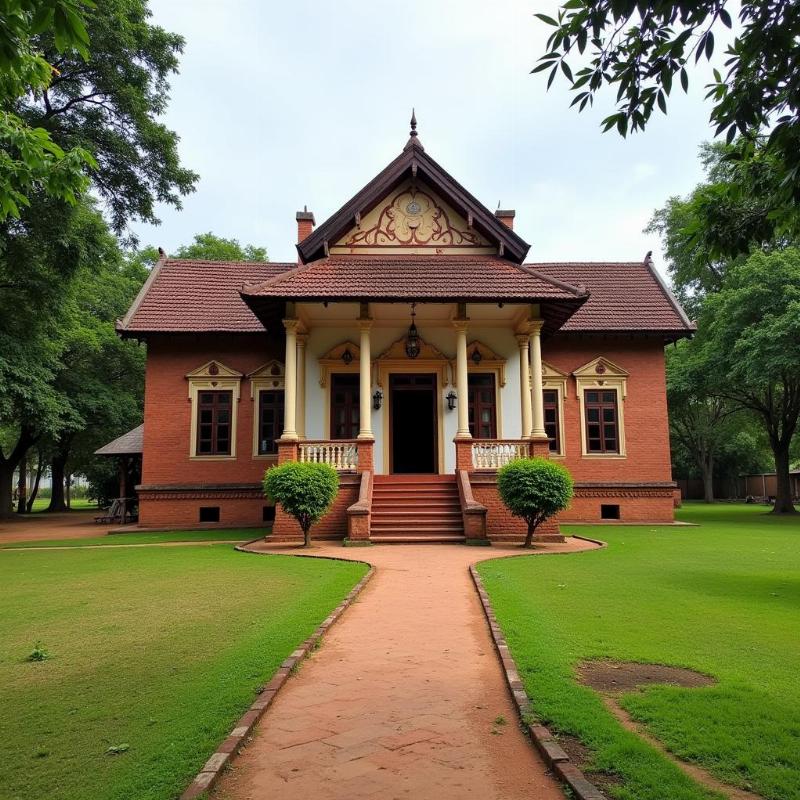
top-left (471, 345), bottom-right (483, 365)
top-left (405, 303), bottom-right (420, 359)
top-left (341, 347), bottom-right (353, 365)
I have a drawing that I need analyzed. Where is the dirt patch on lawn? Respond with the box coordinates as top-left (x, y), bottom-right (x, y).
top-left (578, 659), bottom-right (716, 694)
top-left (557, 733), bottom-right (624, 795)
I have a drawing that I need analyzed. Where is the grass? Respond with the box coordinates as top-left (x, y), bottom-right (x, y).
top-left (0, 544), bottom-right (368, 800)
top-left (0, 529), bottom-right (258, 549)
top-left (27, 497), bottom-right (98, 512)
top-left (477, 503), bottom-right (800, 800)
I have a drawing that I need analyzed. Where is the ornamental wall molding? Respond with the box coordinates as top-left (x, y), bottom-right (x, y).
top-left (374, 335), bottom-right (451, 388)
top-left (448, 340), bottom-right (507, 387)
top-left (318, 341), bottom-right (362, 387)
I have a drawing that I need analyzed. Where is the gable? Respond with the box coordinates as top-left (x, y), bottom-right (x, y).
top-left (332, 179), bottom-right (493, 255)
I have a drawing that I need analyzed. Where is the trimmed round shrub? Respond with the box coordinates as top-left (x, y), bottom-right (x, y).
top-left (263, 462), bottom-right (339, 547)
top-left (496, 457), bottom-right (573, 547)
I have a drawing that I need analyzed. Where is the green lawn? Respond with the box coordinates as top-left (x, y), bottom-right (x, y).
top-left (27, 497), bottom-right (98, 512)
top-left (0, 545), bottom-right (367, 800)
top-left (0, 529), bottom-right (257, 549)
top-left (477, 503), bottom-right (800, 800)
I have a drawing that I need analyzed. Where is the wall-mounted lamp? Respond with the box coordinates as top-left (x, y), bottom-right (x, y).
top-left (372, 389), bottom-right (383, 410)
top-left (471, 346), bottom-right (483, 365)
top-left (341, 347), bottom-right (353, 365)
top-left (446, 390), bottom-right (458, 411)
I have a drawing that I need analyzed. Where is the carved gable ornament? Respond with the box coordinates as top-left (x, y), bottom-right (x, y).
top-left (185, 360), bottom-right (242, 400)
top-left (572, 357), bottom-right (629, 397)
top-left (248, 360), bottom-right (285, 396)
top-left (375, 336), bottom-right (451, 388)
top-left (332, 180), bottom-right (492, 255)
top-left (449, 340), bottom-right (507, 386)
top-left (318, 341), bottom-right (361, 387)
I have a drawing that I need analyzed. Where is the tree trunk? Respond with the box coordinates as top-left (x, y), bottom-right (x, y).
top-left (303, 524), bottom-right (311, 547)
top-left (771, 443), bottom-right (797, 514)
top-left (700, 455), bottom-right (715, 503)
top-left (65, 472), bottom-right (72, 509)
top-left (47, 452), bottom-right (68, 512)
top-left (26, 450), bottom-right (43, 513)
top-left (524, 519), bottom-right (535, 548)
top-left (16, 453), bottom-right (27, 514)
top-left (0, 463), bottom-right (14, 519)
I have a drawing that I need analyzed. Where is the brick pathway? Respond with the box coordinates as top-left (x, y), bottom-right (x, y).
top-left (215, 538), bottom-right (597, 800)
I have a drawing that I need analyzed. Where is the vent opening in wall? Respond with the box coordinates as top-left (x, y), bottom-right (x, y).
top-left (600, 504), bottom-right (620, 520)
top-left (199, 506), bottom-right (220, 523)
top-left (263, 505), bottom-right (276, 523)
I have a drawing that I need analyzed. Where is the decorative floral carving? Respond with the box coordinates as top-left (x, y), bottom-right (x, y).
top-left (346, 188), bottom-right (483, 247)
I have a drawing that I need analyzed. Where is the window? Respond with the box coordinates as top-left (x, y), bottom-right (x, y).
top-left (331, 374), bottom-right (360, 439)
top-left (584, 390), bottom-right (619, 454)
top-left (199, 506), bottom-right (220, 523)
top-left (468, 374), bottom-right (497, 439)
top-left (543, 389), bottom-right (560, 453)
top-left (601, 504), bottom-right (620, 520)
top-left (196, 391), bottom-right (233, 455)
top-left (263, 505), bottom-right (276, 523)
top-left (257, 390), bottom-right (284, 455)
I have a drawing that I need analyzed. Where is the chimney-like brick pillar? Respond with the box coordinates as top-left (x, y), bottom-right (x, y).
top-left (495, 209), bottom-right (515, 230)
top-left (296, 208), bottom-right (315, 242)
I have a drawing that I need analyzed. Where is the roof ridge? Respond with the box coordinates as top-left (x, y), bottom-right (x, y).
top-left (514, 263), bottom-right (589, 298)
top-left (117, 256), bottom-right (167, 331)
top-left (164, 258), bottom-right (295, 267)
top-left (241, 260), bottom-right (319, 293)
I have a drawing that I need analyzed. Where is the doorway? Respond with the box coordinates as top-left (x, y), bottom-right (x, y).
top-left (389, 373), bottom-right (437, 473)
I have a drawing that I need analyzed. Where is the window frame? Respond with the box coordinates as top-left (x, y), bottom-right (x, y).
top-left (330, 373), bottom-right (361, 440)
top-left (249, 361), bottom-right (286, 459)
top-left (540, 362), bottom-right (568, 456)
top-left (196, 390), bottom-right (234, 456)
top-left (186, 361), bottom-right (242, 460)
top-left (573, 357), bottom-right (628, 458)
top-left (256, 388), bottom-right (285, 456)
top-left (583, 389), bottom-right (620, 454)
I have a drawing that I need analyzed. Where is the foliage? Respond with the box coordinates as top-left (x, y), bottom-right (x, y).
top-left (0, 545), bottom-right (366, 799)
top-left (25, 641), bottom-right (49, 662)
top-left (478, 504), bottom-right (800, 800)
top-left (534, 1), bottom-right (800, 201)
top-left (263, 462), bottom-right (339, 547)
top-left (15, 0), bottom-right (198, 232)
top-left (0, 0), bottom-right (96, 218)
top-left (696, 248), bottom-right (800, 512)
top-left (175, 232), bottom-right (268, 262)
top-left (496, 457), bottom-right (573, 546)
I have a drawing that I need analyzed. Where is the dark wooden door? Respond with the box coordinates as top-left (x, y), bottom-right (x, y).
top-left (330, 374), bottom-right (360, 439)
top-left (389, 374), bottom-right (437, 473)
top-left (468, 374), bottom-right (497, 439)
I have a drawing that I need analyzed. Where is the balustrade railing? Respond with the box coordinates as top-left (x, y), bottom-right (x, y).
top-left (471, 440), bottom-right (530, 470)
top-left (298, 440), bottom-right (359, 471)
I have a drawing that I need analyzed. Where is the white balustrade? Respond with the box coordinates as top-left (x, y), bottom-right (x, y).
top-left (298, 441), bottom-right (359, 471)
top-left (471, 441), bottom-right (529, 470)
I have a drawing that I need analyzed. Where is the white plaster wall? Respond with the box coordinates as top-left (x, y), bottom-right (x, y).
top-left (304, 323), bottom-right (522, 475)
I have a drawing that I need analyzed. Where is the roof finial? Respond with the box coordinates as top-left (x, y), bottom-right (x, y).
top-left (404, 108), bottom-right (424, 151)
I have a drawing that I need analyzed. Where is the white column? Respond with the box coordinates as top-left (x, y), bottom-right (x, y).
top-left (529, 320), bottom-right (546, 439)
top-left (357, 318), bottom-right (373, 439)
top-left (281, 319), bottom-right (298, 440)
top-left (516, 334), bottom-right (533, 439)
top-left (296, 334), bottom-right (307, 439)
top-left (453, 319), bottom-right (471, 439)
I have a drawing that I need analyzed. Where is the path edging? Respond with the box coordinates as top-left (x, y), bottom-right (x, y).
top-left (469, 564), bottom-right (607, 800)
top-left (179, 554), bottom-right (375, 800)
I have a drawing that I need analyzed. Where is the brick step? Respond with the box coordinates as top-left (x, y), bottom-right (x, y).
top-left (373, 484), bottom-right (459, 492)
top-left (369, 524), bottom-right (465, 534)
top-left (373, 475), bottom-right (455, 483)
top-left (370, 534), bottom-right (466, 544)
top-left (371, 501), bottom-right (461, 511)
top-left (371, 509), bottom-right (462, 518)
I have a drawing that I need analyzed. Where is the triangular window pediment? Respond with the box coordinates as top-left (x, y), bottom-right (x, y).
top-left (185, 360), bottom-right (243, 380)
top-left (332, 179), bottom-right (493, 255)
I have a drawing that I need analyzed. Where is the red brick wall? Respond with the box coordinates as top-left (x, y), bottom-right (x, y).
top-left (544, 337), bottom-right (673, 484)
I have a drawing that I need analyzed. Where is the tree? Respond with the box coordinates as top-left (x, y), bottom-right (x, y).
top-left (698, 248), bottom-right (800, 513)
top-left (534, 2), bottom-right (800, 202)
top-left (263, 463), bottom-right (339, 547)
top-left (496, 458), bottom-right (574, 547)
top-left (175, 232), bottom-right (268, 262)
top-left (16, 0), bottom-right (198, 233)
top-left (0, 0), bottom-right (95, 219)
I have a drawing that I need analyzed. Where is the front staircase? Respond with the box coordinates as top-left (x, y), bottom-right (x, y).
top-left (370, 475), bottom-right (465, 543)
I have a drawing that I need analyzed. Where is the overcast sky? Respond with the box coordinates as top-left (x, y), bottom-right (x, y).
top-left (130, 0), bottom-right (727, 276)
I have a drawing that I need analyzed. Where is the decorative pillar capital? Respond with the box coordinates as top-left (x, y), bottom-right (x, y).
top-left (283, 318), bottom-right (301, 334)
top-left (527, 319), bottom-right (545, 336)
top-left (515, 333), bottom-right (531, 349)
top-left (357, 318), bottom-right (373, 332)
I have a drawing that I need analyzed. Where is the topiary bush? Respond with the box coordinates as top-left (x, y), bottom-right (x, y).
top-left (496, 457), bottom-right (573, 547)
top-left (263, 462), bottom-right (339, 547)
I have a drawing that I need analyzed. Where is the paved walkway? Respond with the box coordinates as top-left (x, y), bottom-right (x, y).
top-left (0, 510), bottom-right (109, 544)
top-left (215, 538), bottom-right (598, 800)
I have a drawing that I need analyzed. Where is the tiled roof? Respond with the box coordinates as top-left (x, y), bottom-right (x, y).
top-left (533, 261), bottom-right (694, 334)
top-left (117, 256), bottom-right (693, 338)
top-left (95, 424), bottom-right (144, 455)
top-left (117, 259), bottom-right (293, 334)
top-left (242, 255), bottom-right (586, 301)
